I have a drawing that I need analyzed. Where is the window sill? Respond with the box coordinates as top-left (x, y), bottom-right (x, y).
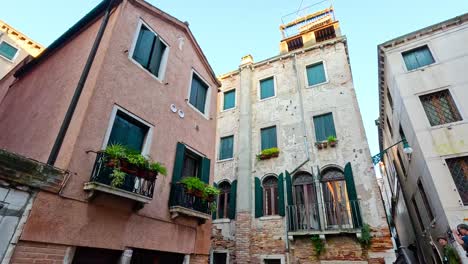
top-left (217, 158), bottom-right (234, 163)
top-left (128, 57), bottom-right (165, 84)
top-left (429, 120), bottom-right (466, 130)
top-left (306, 80), bottom-right (328, 89)
top-left (405, 62), bottom-right (437, 73)
top-left (213, 218), bottom-right (231, 224)
top-left (221, 107), bottom-right (236, 113)
top-left (186, 101), bottom-right (210, 120)
top-left (259, 215), bottom-right (283, 221)
top-left (258, 95), bottom-right (277, 102)
top-left (0, 54), bottom-right (15, 63)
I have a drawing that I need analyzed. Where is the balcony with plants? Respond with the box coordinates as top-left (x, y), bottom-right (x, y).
top-left (84, 144), bottom-right (167, 206)
top-left (169, 176), bottom-right (220, 223)
top-left (256, 147), bottom-right (280, 160)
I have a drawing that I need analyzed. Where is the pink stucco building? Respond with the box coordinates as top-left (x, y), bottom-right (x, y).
top-left (0, 0), bottom-right (220, 263)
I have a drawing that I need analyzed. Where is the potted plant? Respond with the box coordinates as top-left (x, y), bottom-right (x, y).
top-left (315, 142), bottom-right (323, 150)
top-left (204, 185), bottom-right (220, 202)
top-left (256, 147), bottom-right (280, 160)
top-left (322, 141), bottom-right (328, 148)
top-left (104, 143), bottom-right (126, 167)
top-left (147, 162), bottom-right (167, 180)
top-left (180, 177), bottom-right (205, 197)
top-left (110, 168), bottom-right (126, 187)
top-left (327, 136), bottom-right (337, 147)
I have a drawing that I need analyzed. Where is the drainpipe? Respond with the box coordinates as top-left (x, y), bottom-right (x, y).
top-left (283, 54), bottom-right (311, 264)
top-left (47, 0), bottom-right (118, 165)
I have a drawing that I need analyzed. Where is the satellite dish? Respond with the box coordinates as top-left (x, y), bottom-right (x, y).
top-left (170, 104), bottom-right (177, 113)
top-left (178, 110), bottom-right (185, 118)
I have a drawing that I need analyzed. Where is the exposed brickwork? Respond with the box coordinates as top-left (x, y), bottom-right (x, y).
top-left (369, 227), bottom-right (393, 252)
top-left (190, 254), bottom-right (209, 264)
top-left (212, 227), bottom-right (236, 263)
top-left (250, 218), bottom-right (286, 264)
top-left (368, 258), bottom-right (385, 264)
top-left (235, 212), bottom-right (251, 263)
top-left (10, 241), bottom-right (67, 264)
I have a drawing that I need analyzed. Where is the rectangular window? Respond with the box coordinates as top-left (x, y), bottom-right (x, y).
top-left (315, 26), bottom-right (336, 42)
top-left (417, 180), bottom-right (434, 221)
top-left (446, 156), bottom-right (468, 205)
top-left (219, 136), bottom-right (234, 160)
top-left (189, 73), bottom-right (209, 114)
top-left (260, 126), bottom-right (277, 150)
top-left (132, 24), bottom-right (168, 78)
top-left (313, 113), bottom-right (336, 142)
top-left (402, 45), bottom-right (435, 71)
top-left (223, 89), bottom-right (235, 110)
top-left (286, 36), bottom-right (304, 51)
top-left (0, 41), bottom-right (18, 61)
top-left (387, 89), bottom-right (394, 111)
top-left (182, 150), bottom-right (202, 179)
top-left (412, 197), bottom-right (424, 231)
top-left (306, 62), bottom-right (326, 86)
top-left (213, 252), bottom-right (228, 264)
top-left (108, 111), bottom-right (149, 152)
top-left (386, 117), bottom-right (393, 137)
top-left (420, 90), bottom-right (462, 126)
top-left (260, 77), bottom-right (275, 100)
top-left (396, 151), bottom-right (407, 176)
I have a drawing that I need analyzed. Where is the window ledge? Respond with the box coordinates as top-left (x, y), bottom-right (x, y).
top-left (258, 95), bottom-right (277, 102)
top-left (213, 218), bottom-right (231, 224)
top-left (259, 215), bottom-right (283, 221)
top-left (0, 54), bottom-right (15, 63)
top-left (186, 101), bottom-right (210, 120)
top-left (221, 107), bottom-right (236, 113)
top-left (429, 120), bottom-right (467, 130)
top-left (306, 80), bottom-right (329, 89)
top-left (405, 62), bottom-right (437, 73)
top-left (289, 228), bottom-right (361, 236)
top-left (128, 57), bottom-right (164, 84)
top-left (169, 205), bottom-right (211, 224)
top-left (217, 158), bottom-right (234, 163)
top-left (83, 182), bottom-right (152, 204)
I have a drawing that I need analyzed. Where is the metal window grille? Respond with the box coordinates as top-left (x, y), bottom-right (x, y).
top-left (420, 90), bottom-right (462, 126)
top-left (314, 26), bottom-right (336, 43)
top-left (286, 36), bottom-right (304, 51)
top-left (446, 156), bottom-right (468, 205)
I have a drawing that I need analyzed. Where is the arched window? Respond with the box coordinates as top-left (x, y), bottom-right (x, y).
top-left (292, 172), bottom-right (319, 230)
top-left (321, 167), bottom-right (351, 228)
top-left (263, 176), bottom-right (278, 216)
top-left (217, 181), bottom-right (231, 219)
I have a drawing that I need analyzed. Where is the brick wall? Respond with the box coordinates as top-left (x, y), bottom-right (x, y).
top-left (212, 227), bottom-right (236, 263)
top-left (189, 254), bottom-right (208, 264)
top-left (250, 218), bottom-right (286, 263)
top-left (10, 241), bottom-right (68, 264)
top-left (235, 212), bottom-right (251, 263)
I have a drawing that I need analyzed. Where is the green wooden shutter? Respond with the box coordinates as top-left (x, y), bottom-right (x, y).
top-left (169, 142), bottom-right (186, 206)
top-left (200, 157), bottom-right (211, 183)
top-left (229, 180), bottom-right (237, 219)
top-left (278, 173), bottom-right (285, 216)
top-left (260, 77), bottom-right (275, 99)
top-left (261, 126), bottom-right (277, 150)
top-left (285, 170), bottom-right (293, 206)
top-left (0, 42), bottom-right (18, 60)
top-left (344, 162), bottom-right (362, 228)
top-left (132, 26), bottom-right (155, 68)
top-left (149, 37), bottom-right (166, 77)
top-left (313, 113), bottom-right (336, 142)
top-left (212, 182), bottom-right (218, 220)
top-left (219, 136), bottom-right (233, 160)
top-left (306, 62), bottom-right (326, 86)
top-left (223, 90), bottom-right (236, 110)
top-left (108, 113), bottom-right (147, 152)
top-left (255, 177), bottom-right (263, 218)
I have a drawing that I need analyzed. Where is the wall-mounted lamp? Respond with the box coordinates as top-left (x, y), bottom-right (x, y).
top-left (372, 138), bottom-right (413, 165)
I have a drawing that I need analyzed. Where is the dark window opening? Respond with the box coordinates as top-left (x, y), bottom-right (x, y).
top-left (315, 26), bottom-right (336, 42)
top-left (72, 247), bottom-right (121, 264)
top-left (108, 110), bottom-right (149, 153)
top-left (412, 197), bottom-right (424, 231)
top-left (217, 182), bottom-right (231, 219)
top-left (189, 74), bottom-right (209, 114)
top-left (132, 25), bottom-right (167, 78)
top-left (287, 36), bottom-right (304, 51)
top-left (213, 252), bottom-right (227, 264)
top-left (131, 248), bottom-right (185, 264)
top-left (387, 89), bottom-right (394, 111)
top-left (263, 176), bottom-right (279, 216)
top-left (417, 180), bottom-right (434, 221)
top-left (182, 150), bottom-right (201, 179)
top-left (386, 117), bottom-right (393, 138)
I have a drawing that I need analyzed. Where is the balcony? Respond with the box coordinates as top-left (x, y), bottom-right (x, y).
top-left (169, 183), bottom-right (212, 223)
top-left (83, 152), bottom-right (155, 205)
top-left (287, 200), bottom-right (362, 235)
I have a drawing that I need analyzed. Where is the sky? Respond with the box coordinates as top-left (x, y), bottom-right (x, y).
top-left (1, 0), bottom-right (467, 156)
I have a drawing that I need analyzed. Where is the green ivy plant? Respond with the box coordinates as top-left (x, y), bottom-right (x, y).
top-left (311, 235), bottom-right (325, 256)
top-left (110, 168), bottom-right (126, 187)
top-left (359, 224), bottom-right (372, 248)
top-left (210, 202), bottom-right (218, 213)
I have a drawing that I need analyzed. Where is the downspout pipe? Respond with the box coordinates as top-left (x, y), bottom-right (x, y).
top-left (47, 0), bottom-right (118, 165)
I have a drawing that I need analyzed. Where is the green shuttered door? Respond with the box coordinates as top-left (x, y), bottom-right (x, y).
top-left (212, 182), bottom-right (218, 220)
top-left (261, 126), bottom-right (277, 150)
top-left (255, 177), bottom-right (263, 218)
top-left (285, 170), bottom-right (293, 206)
top-left (229, 180), bottom-right (237, 219)
top-left (344, 162), bottom-right (362, 228)
top-left (169, 143), bottom-right (186, 206)
top-left (278, 173), bottom-right (285, 216)
top-left (313, 113), bottom-right (336, 142)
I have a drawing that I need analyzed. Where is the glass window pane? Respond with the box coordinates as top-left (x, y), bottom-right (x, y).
top-left (260, 126), bottom-right (277, 150)
top-left (223, 90), bottom-right (236, 110)
top-left (0, 42), bottom-right (18, 60)
top-left (306, 62), bottom-right (326, 86)
top-left (260, 77), bottom-right (275, 99)
top-left (219, 136), bottom-right (234, 160)
top-left (132, 26), bottom-right (155, 68)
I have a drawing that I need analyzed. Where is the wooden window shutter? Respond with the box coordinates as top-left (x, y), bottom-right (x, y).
top-left (344, 162), bottom-right (362, 228)
top-left (278, 173), bottom-right (285, 216)
top-left (169, 142), bottom-right (186, 206)
top-left (212, 182), bottom-right (218, 220)
top-left (285, 170), bottom-right (293, 206)
top-left (200, 157), bottom-right (211, 183)
top-left (255, 177), bottom-right (263, 218)
top-left (229, 180), bottom-right (237, 219)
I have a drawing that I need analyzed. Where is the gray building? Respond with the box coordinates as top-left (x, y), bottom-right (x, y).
top-left (377, 13), bottom-right (468, 263)
top-left (211, 6), bottom-right (395, 264)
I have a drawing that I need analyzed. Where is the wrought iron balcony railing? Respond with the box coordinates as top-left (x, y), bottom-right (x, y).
top-left (170, 183), bottom-right (212, 216)
top-left (287, 200), bottom-right (362, 232)
top-left (88, 152), bottom-right (156, 199)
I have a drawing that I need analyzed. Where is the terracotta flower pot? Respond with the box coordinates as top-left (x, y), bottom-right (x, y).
top-left (271, 152), bottom-right (279, 158)
top-left (329, 141), bottom-right (337, 147)
top-left (206, 195), bottom-right (216, 202)
top-left (317, 143), bottom-right (323, 149)
top-left (119, 159), bottom-right (137, 174)
top-left (193, 189), bottom-right (204, 198)
top-left (322, 142), bottom-right (328, 148)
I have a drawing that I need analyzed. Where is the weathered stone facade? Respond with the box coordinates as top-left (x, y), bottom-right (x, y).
top-left (211, 8), bottom-right (395, 264)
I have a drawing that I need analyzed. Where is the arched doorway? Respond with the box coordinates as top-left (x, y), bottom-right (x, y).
top-left (321, 167), bottom-right (352, 229)
top-left (291, 172), bottom-right (320, 230)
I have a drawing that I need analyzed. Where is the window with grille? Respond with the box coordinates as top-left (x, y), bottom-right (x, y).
top-left (315, 26), bottom-right (336, 43)
top-left (446, 156), bottom-right (468, 205)
top-left (263, 176), bottom-right (279, 216)
top-left (419, 90), bottom-right (461, 126)
top-left (217, 182), bottom-right (231, 219)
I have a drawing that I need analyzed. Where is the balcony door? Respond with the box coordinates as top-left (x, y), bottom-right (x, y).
top-left (321, 168), bottom-right (352, 229)
top-left (293, 173), bottom-right (319, 230)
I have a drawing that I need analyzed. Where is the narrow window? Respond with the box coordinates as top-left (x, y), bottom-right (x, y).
top-left (446, 156), bottom-right (468, 205)
top-left (213, 252), bottom-right (228, 264)
top-left (292, 173), bottom-right (319, 230)
top-left (321, 168), bottom-right (352, 228)
top-left (420, 90), bottom-right (462, 126)
top-left (219, 135), bottom-right (234, 160)
top-left (314, 26), bottom-right (336, 42)
top-left (396, 151), bottom-right (407, 176)
top-left (287, 36), bottom-right (304, 51)
top-left (263, 176), bottom-right (279, 216)
top-left (260, 77), bottom-right (275, 100)
top-left (182, 150), bottom-right (202, 179)
top-left (411, 197), bottom-right (424, 231)
top-left (313, 113), bottom-right (336, 142)
top-left (108, 110), bottom-right (149, 152)
top-left (217, 182), bottom-right (231, 219)
top-left (417, 180), bottom-right (434, 221)
top-left (132, 24), bottom-right (168, 78)
top-left (260, 126), bottom-right (277, 150)
top-left (386, 117), bottom-right (393, 138)
top-left (189, 73), bottom-right (209, 114)
top-left (402, 45), bottom-right (435, 71)
top-left (0, 41), bottom-right (18, 61)
top-left (223, 89), bottom-right (235, 110)
top-left (387, 89), bottom-right (394, 111)
top-left (306, 62), bottom-right (326, 86)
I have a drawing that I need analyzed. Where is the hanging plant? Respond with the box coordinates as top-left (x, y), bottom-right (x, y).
top-left (359, 224), bottom-right (372, 248)
top-left (311, 235), bottom-right (325, 256)
top-left (110, 168), bottom-right (126, 187)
